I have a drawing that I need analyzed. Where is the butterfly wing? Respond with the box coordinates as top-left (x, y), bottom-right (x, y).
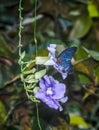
top-left (57, 47), bottom-right (77, 74)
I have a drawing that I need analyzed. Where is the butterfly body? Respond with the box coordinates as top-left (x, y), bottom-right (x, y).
top-left (57, 47), bottom-right (77, 74)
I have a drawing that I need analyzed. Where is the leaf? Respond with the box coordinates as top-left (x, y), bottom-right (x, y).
top-left (78, 74), bottom-right (91, 84)
top-left (89, 50), bottom-right (99, 61)
top-left (24, 74), bottom-right (37, 83)
top-left (83, 85), bottom-right (96, 100)
top-left (70, 115), bottom-right (91, 128)
top-left (35, 69), bottom-right (46, 80)
top-left (75, 62), bottom-right (91, 76)
top-left (69, 15), bottom-right (92, 40)
top-left (20, 51), bottom-right (26, 60)
top-left (0, 101), bottom-right (6, 125)
top-left (87, 0), bottom-right (99, 18)
top-left (74, 58), bottom-right (99, 81)
top-left (23, 68), bottom-right (36, 75)
top-left (75, 46), bottom-right (88, 60)
top-left (36, 57), bottom-right (49, 65)
top-left (95, 66), bottom-right (99, 84)
top-left (83, 47), bottom-right (99, 61)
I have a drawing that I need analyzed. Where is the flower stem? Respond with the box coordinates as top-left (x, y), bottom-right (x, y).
top-left (34, 1), bottom-right (42, 130)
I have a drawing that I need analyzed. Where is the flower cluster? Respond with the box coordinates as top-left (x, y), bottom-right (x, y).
top-left (45, 44), bottom-right (68, 79)
top-left (35, 75), bottom-right (68, 111)
top-left (35, 44), bottom-right (70, 111)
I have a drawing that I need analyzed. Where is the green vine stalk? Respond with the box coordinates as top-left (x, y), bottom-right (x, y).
top-left (18, 0), bottom-right (42, 130)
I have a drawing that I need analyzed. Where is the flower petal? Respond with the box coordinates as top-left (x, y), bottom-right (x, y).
top-left (49, 76), bottom-right (59, 84)
top-left (35, 89), bottom-right (46, 100)
top-left (45, 98), bottom-right (59, 110)
top-left (59, 97), bottom-right (68, 103)
top-left (44, 75), bottom-right (51, 85)
top-left (48, 44), bottom-right (56, 57)
top-left (39, 79), bottom-right (46, 90)
top-left (53, 83), bottom-right (66, 99)
top-left (36, 90), bottom-right (59, 110)
top-left (54, 65), bottom-right (68, 79)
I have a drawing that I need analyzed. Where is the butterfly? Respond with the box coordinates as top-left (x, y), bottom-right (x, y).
top-left (57, 47), bottom-right (77, 74)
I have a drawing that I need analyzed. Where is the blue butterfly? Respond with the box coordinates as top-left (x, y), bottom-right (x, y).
top-left (57, 47), bottom-right (77, 74)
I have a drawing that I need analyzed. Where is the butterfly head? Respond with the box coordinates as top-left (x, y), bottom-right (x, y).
top-left (57, 57), bottom-right (62, 63)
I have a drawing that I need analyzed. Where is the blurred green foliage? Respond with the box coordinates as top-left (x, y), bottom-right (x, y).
top-left (0, 0), bottom-right (99, 130)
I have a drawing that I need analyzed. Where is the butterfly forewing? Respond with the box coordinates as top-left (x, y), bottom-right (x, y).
top-left (57, 47), bottom-right (77, 73)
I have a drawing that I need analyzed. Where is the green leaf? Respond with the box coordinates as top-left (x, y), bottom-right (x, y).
top-left (23, 68), bottom-right (36, 75)
top-left (69, 15), bottom-right (92, 40)
top-left (26, 84), bottom-right (36, 89)
top-left (35, 69), bottom-right (46, 80)
top-left (0, 101), bottom-right (6, 125)
top-left (36, 56), bottom-right (49, 65)
top-left (78, 74), bottom-right (91, 84)
top-left (75, 46), bottom-right (88, 60)
top-left (24, 74), bottom-right (37, 83)
top-left (89, 50), bottom-right (99, 61)
top-left (83, 47), bottom-right (99, 61)
top-left (20, 51), bottom-right (26, 59)
top-left (33, 86), bottom-right (40, 94)
top-left (70, 115), bottom-right (91, 128)
top-left (87, 0), bottom-right (99, 18)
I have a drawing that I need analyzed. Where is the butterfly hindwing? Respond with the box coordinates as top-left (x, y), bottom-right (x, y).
top-left (57, 47), bottom-right (77, 73)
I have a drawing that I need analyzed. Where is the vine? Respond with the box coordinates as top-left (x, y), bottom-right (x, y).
top-left (18, 0), bottom-right (40, 103)
top-left (18, 0), bottom-right (43, 129)
top-left (18, 1), bottom-right (69, 130)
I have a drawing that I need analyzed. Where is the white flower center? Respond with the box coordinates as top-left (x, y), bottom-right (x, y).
top-left (46, 87), bottom-right (53, 95)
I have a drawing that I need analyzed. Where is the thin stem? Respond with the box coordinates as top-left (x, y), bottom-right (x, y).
top-left (18, 0), bottom-right (24, 81)
top-left (18, 0), bottom-right (23, 57)
top-left (34, 1), bottom-right (42, 130)
top-left (36, 103), bottom-right (42, 130)
top-left (34, 0), bottom-right (38, 57)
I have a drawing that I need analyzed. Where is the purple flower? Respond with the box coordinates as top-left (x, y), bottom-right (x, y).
top-left (45, 44), bottom-right (67, 79)
top-left (35, 75), bottom-right (68, 111)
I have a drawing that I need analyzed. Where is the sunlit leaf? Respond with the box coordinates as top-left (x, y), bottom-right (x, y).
top-left (20, 51), bottom-right (26, 60)
top-left (24, 74), bottom-right (37, 83)
top-left (89, 50), bottom-right (99, 61)
top-left (70, 115), bottom-right (91, 128)
top-left (87, 0), bottom-right (99, 18)
top-left (35, 69), bottom-right (46, 80)
top-left (83, 47), bottom-right (99, 61)
top-left (23, 68), bottom-right (36, 75)
top-left (36, 57), bottom-right (49, 65)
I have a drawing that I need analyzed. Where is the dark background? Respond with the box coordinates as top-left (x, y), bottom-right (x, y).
top-left (0, 0), bottom-right (99, 130)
